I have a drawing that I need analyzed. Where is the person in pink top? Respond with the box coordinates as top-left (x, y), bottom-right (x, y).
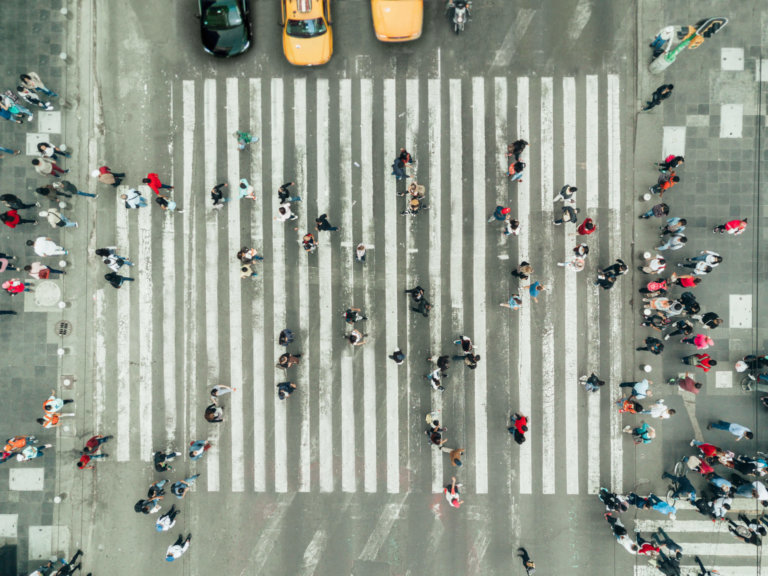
top-left (681, 334), bottom-right (714, 350)
top-left (142, 173), bottom-right (173, 196)
top-left (713, 218), bottom-right (747, 235)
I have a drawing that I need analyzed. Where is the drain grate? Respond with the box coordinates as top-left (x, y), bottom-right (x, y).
top-left (55, 320), bottom-right (73, 337)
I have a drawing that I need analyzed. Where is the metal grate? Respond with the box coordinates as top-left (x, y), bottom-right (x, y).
top-left (55, 320), bottom-right (73, 337)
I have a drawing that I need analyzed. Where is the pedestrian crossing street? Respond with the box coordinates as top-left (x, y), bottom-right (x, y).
top-left (88, 73), bottom-right (629, 496)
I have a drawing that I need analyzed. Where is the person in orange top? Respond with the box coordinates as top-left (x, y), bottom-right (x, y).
top-left (650, 172), bottom-right (679, 198)
top-left (142, 173), bottom-right (173, 196)
top-left (36, 412), bottom-right (62, 428)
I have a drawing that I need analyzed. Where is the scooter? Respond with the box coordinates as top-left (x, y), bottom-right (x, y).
top-left (447, 0), bottom-right (471, 34)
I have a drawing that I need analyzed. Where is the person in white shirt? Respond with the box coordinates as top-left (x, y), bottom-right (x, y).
top-left (275, 202), bottom-right (297, 222)
top-left (26, 237), bottom-right (67, 257)
top-left (24, 262), bottom-right (65, 279)
top-left (120, 188), bottom-right (147, 209)
top-left (642, 399), bottom-right (676, 420)
top-left (156, 505), bottom-right (180, 532)
top-left (165, 534), bottom-right (191, 562)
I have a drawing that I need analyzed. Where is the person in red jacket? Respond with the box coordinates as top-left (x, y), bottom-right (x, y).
top-left (577, 217), bottom-right (596, 236)
top-left (669, 273), bottom-right (701, 288)
top-left (713, 218), bottom-right (747, 235)
top-left (142, 173), bottom-right (174, 196)
top-left (0, 209), bottom-right (36, 228)
top-left (682, 353), bottom-right (716, 372)
top-left (2, 278), bottom-right (31, 295)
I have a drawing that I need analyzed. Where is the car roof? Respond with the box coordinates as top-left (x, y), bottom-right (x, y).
top-left (287, 0), bottom-right (323, 18)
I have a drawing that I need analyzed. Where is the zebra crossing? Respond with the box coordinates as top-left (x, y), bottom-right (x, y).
top-left (90, 72), bottom-right (627, 495)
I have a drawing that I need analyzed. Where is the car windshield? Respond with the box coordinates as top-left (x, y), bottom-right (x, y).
top-left (286, 18), bottom-right (327, 38)
top-left (203, 4), bottom-right (242, 29)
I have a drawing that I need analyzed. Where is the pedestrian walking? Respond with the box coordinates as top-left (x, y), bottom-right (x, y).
top-left (668, 272), bottom-right (701, 289)
top-left (619, 378), bottom-right (652, 400)
top-left (210, 384), bottom-right (236, 402)
top-left (508, 412), bottom-right (528, 444)
top-left (275, 202), bottom-right (297, 222)
top-left (345, 328), bottom-right (367, 346)
top-left (507, 139), bottom-right (528, 162)
top-left (511, 261), bottom-right (533, 280)
top-left (683, 250), bottom-right (722, 268)
top-left (20, 72), bottom-right (57, 98)
top-left (171, 475), bottom-right (200, 499)
top-left (682, 353), bottom-right (716, 372)
top-left (48, 180), bottom-right (96, 199)
top-left (0, 145), bottom-right (21, 157)
top-left (639, 203), bottom-right (670, 219)
top-left (652, 527), bottom-right (683, 559)
top-left (573, 243), bottom-right (589, 258)
top-left (237, 178), bottom-right (257, 200)
top-left (668, 373), bottom-right (702, 394)
top-left (528, 281), bottom-right (547, 303)
top-left (210, 182), bottom-right (229, 208)
top-left (32, 158), bottom-right (68, 177)
top-left (635, 534), bottom-right (661, 557)
top-left (91, 166), bottom-right (125, 187)
top-left (53, 550), bottom-right (83, 576)
top-left (517, 548), bottom-right (535, 576)
top-left (153, 450), bottom-right (181, 472)
top-left (37, 142), bottom-right (69, 161)
top-left (355, 243), bottom-right (366, 262)
top-left (663, 319), bottom-right (692, 340)
top-left (616, 396), bottom-right (643, 415)
top-left (677, 260), bottom-right (713, 276)
top-left (188, 440), bottom-right (212, 460)
top-left (235, 130), bottom-right (258, 151)
top-left (713, 218), bottom-right (747, 235)
top-left (315, 213), bottom-right (339, 232)
top-left (623, 421), bottom-right (655, 444)
top-left (553, 204), bottom-right (580, 225)
top-left (461, 352), bottom-right (480, 370)
top-left (639, 255), bottom-right (666, 275)
top-left (681, 334), bottom-right (714, 350)
top-left (0, 194), bottom-right (37, 210)
top-left (694, 556), bottom-right (717, 576)
top-left (656, 154), bottom-right (684, 173)
top-left (104, 272), bottom-right (134, 289)
top-left (642, 399), bottom-right (675, 420)
top-left (508, 160), bottom-right (526, 182)
top-left (639, 278), bottom-right (667, 296)
top-left (656, 233), bottom-right (686, 251)
top-left (0, 253), bottom-right (16, 273)
top-left (553, 184), bottom-right (577, 203)
top-left (642, 84), bottom-right (674, 111)
top-left (391, 149), bottom-right (408, 181)
top-left (277, 353), bottom-right (301, 370)
top-left (82, 434), bottom-right (112, 455)
top-left (579, 373), bottom-right (605, 392)
top-left (156, 505), bottom-right (180, 532)
top-left (411, 299), bottom-right (432, 317)
top-left (444, 476), bottom-right (463, 508)
top-left (696, 312), bottom-right (722, 330)
top-left (302, 233), bottom-right (318, 254)
top-left (16, 444), bottom-right (52, 462)
top-left (445, 447), bottom-right (464, 466)
top-left (142, 173), bottom-right (173, 196)
top-left (278, 329), bottom-right (294, 347)
top-left (649, 172), bottom-right (679, 198)
top-left (43, 391), bottom-right (73, 414)
top-left (155, 193), bottom-right (183, 213)
top-left (277, 381), bottom-right (297, 399)
top-left (36, 412), bottom-right (73, 429)
top-left (707, 420), bottom-right (753, 440)
top-left (389, 348), bottom-right (405, 365)
top-left (500, 293), bottom-right (523, 311)
top-left (17, 85), bottom-right (52, 110)
top-left (577, 217), bottom-right (597, 236)
top-left (487, 205), bottom-right (511, 223)
top-left (556, 256), bottom-right (585, 272)
top-left (237, 247), bottom-right (264, 264)
top-left (454, 335), bottom-right (474, 354)
top-left (119, 188), bottom-right (147, 209)
top-left (165, 534), bottom-right (192, 562)
top-left (404, 285), bottom-right (425, 301)
top-left (0, 209), bottom-right (37, 228)
top-left (135, 496), bottom-right (163, 515)
top-left (636, 336), bottom-right (664, 355)
top-left (27, 236), bottom-right (67, 257)
top-left (659, 217), bottom-right (686, 237)
top-left (77, 451), bottom-right (108, 469)
top-left (39, 209), bottom-right (77, 228)
top-left (425, 368), bottom-right (445, 391)
top-left (95, 247), bottom-right (133, 272)
top-left (28, 561), bottom-right (56, 576)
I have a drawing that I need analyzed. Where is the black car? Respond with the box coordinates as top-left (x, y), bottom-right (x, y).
top-left (198, 0), bottom-right (251, 57)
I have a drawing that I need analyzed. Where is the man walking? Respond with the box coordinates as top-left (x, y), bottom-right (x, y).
top-left (142, 172), bottom-right (173, 196)
top-left (165, 534), bottom-right (192, 562)
top-left (642, 84), bottom-right (674, 111)
top-left (120, 188), bottom-right (147, 209)
top-left (27, 237), bottom-right (67, 257)
top-left (707, 420), bottom-right (753, 440)
top-left (315, 213), bottom-right (339, 232)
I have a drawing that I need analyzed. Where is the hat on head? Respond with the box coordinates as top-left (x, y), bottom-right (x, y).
top-left (91, 170), bottom-right (100, 178)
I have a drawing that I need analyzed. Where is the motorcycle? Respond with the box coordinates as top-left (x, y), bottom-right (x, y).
top-left (447, 0), bottom-right (471, 34)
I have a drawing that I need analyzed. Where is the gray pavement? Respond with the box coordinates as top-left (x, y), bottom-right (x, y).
top-left (2, 0), bottom-right (768, 575)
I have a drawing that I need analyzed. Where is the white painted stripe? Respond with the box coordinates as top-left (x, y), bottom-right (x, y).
top-left (137, 187), bottom-right (153, 462)
top-left (428, 78), bottom-right (443, 495)
top-left (339, 78), bottom-right (356, 494)
top-left (226, 77), bottom-right (245, 492)
top-left (359, 499), bottom-right (405, 561)
top-left (494, 77), bottom-right (512, 495)
top-left (472, 77), bottom-right (489, 494)
top-left (635, 566), bottom-right (761, 576)
top-left (676, 499), bottom-right (766, 513)
top-left (203, 78), bottom-right (220, 491)
top-left (607, 74), bottom-right (623, 492)
top-left (293, 78), bottom-right (311, 493)
top-left (466, 530), bottom-right (491, 576)
top-left (316, 78), bottom-right (333, 493)
top-left (566, 0), bottom-right (593, 40)
top-left (585, 75), bottom-right (600, 494)
top-left (272, 78), bottom-right (288, 493)
top-left (92, 290), bottom-right (105, 434)
top-left (115, 195), bottom-right (130, 462)
top-left (516, 77), bottom-right (532, 494)
top-left (361, 79), bottom-right (377, 494)
top-left (539, 76), bottom-right (555, 494)
top-left (383, 78), bottom-right (399, 494)
top-left (661, 126), bottom-right (686, 163)
top-left (249, 78), bottom-right (265, 492)
top-left (562, 76), bottom-right (578, 495)
top-left (298, 528), bottom-right (328, 576)
top-left (182, 80), bottom-right (197, 449)
top-left (634, 519), bottom-right (730, 533)
top-left (239, 494), bottom-right (296, 576)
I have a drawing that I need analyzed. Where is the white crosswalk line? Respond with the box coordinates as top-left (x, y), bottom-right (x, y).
top-left (115, 196), bottom-right (130, 462)
top-left (562, 76), bottom-right (578, 495)
top-left (249, 78), bottom-right (266, 492)
top-left (203, 78), bottom-right (220, 491)
top-left (339, 78), bottom-right (356, 494)
top-left (272, 78), bottom-right (288, 494)
top-left (607, 73), bottom-right (623, 492)
top-left (93, 289), bottom-right (106, 435)
top-left (539, 76), bottom-right (555, 494)
top-left (516, 76), bottom-right (532, 495)
top-left (585, 74), bottom-right (601, 494)
top-left (472, 76), bottom-right (489, 494)
top-left (294, 77), bottom-right (311, 493)
top-left (360, 78), bottom-right (377, 494)
top-left (137, 187), bottom-right (153, 462)
top-left (299, 528), bottom-right (328, 576)
top-left (316, 78), bottom-right (334, 493)
top-left (226, 77), bottom-right (245, 492)
top-left (162, 95), bottom-right (177, 447)
top-left (383, 78), bottom-right (399, 494)
top-left (427, 77), bottom-right (443, 495)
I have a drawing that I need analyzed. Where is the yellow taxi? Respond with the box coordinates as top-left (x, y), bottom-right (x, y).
top-left (371, 0), bottom-right (423, 42)
top-left (280, 0), bottom-right (333, 66)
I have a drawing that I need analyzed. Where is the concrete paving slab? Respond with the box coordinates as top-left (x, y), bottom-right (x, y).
top-left (36, 111), bottom-right (61, 135)
top-left (28, 525), bottom-right (69, 560)
top-left (0, 514), bottom-right (18, 538)
top-left (720, 104), bottom-right (743, 138)
top-left (721, 47), bottom-right (744, 71)
top-left (729, 294), bottom-right (752, 328)
top-left (686, 115), bottom-right (709, 127)
top-left (662, 126), bottom-right (686, 158)
top-left (715, 371), bottom-right (732, 389)
top-left (9, 468), bottom-right (44, 491)
top-left (756, 58), bottom-right (768, 82)
top-left (25, 133), bottom-right (49, 156)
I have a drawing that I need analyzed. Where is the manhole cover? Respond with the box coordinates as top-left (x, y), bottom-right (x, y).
top-left (33, 280), bottom-right (61, 307)
top-left (55, 320), bottom-right (73, 337)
